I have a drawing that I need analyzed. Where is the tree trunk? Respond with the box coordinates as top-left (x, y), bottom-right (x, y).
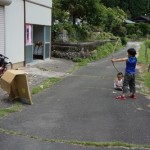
top-left (72, 14), bottom-right (76, 25)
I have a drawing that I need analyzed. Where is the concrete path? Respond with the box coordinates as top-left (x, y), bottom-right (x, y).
top-left (0, 42), bottom-right (150, 150)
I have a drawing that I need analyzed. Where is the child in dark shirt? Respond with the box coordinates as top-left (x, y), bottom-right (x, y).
top-left (111, 48), bottom-right (137, 100)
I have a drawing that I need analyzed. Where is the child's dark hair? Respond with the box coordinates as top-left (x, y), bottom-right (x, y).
top-left (117, 72), bottom-right (123, 77)
top-left (127, 48), bottom-right (136, 57)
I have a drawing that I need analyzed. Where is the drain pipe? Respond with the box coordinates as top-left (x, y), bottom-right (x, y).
top-left (23, 0), bottom-right (26, 66)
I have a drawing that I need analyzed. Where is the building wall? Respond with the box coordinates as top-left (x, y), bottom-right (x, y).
top-left (0, 6), bottom-right (5, 55)
top-left (4, 0), bottom-right (52, 65)
top-left (26, 1), bottom-right (52, 26)
top-left (26, 0), bottom-right (52, 63)
top-left (5, 0), bottom-right (24, 64)
top-left (29, 0), bottom-right (52, 8)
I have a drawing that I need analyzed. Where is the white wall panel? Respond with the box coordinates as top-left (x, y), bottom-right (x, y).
top-left (26, 2), bottom-right (52, 26)
top-left (0, 6), bottom-right (4, 55)
top-left (29, 0), bottom-right (52, 8)
top-left (4, 0), bottom-right (52, 64)
top-left (5, 0), bottom-right (24, 63)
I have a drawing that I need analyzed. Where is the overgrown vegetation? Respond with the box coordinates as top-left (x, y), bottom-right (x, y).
top-left (101, 0), bottom-right (150, 18)
top-left (52, 0), bottom-right (127, 42)
top-left (74, 41), bottom-right (121, 66)
top-left (52, 0), bottom-right (150, 43)
top-left (137, 40), bottom-right (150, 94)
top-left (126, 23), bottom-right (150, 40)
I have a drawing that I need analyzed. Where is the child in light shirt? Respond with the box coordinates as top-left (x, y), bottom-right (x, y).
top-left (114, 72), bottom-right (123, 91)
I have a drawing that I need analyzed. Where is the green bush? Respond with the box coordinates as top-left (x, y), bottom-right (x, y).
top-left (74, 25), bottom-right (90, 41)
top-left (112, 25), bottom-right (127, 37)
top-left (52, 24), bottom-right (62, 41)
top-left (73, 57), bottom-right (82, 62)
top-left (136, 29), bottom-right (143, 38)
top-left (63, 22), bottom-right (74, 34)
top-left (73, 42), bottom-right (119, 66)
top-left (137, 23), bottom-right (148, 36)
top-left (121, 37), bottom-right (127, 45)
top-left (63, 24), bottom-right (93, 42)
top-left (145, 40), bottom-right (150, 48)
top-left (126, 24), bottom-right (136, 35)
top-left (96, 32), bottom-right (113, 40)
top-left (126, 23), bottom-right (150, 38)
top-left (93, 42), bottom-right (120, 60)
top-left (129, 34), bottom-right (138, 40)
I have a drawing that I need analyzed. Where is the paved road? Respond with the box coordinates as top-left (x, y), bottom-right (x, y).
top-left (0, 42), bottom-right (150, 150)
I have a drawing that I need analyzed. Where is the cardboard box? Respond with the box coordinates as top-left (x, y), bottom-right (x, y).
top-left (0, 70), bottom-right (33, 105)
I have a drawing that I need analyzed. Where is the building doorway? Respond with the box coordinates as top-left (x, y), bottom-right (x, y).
top-left (25, 24), bottom-right (51, 64)
top-left (33, 25), bottom-right (44, 59)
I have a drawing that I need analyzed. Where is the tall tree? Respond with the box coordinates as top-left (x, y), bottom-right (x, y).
top-left (52, 0), bottom-right (69, 22)
top-left (83, 0), bottom-right (106, 26)
top-left (60, 0), bottom-right (85, 25)
top-left (53, 0), bottom-right (127, 34)
top-left (101, 0), bottom-right (120, 7)
top-left (59, 0), bottom-right (106, 26)
top-left (101, 0), bottom-right (149, 18)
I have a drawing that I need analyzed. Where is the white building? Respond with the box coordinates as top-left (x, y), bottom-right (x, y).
top-left (0, 0), bottom-right (52, 68)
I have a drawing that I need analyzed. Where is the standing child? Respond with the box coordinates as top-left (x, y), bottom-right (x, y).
top-left (114, 72), bottom-right (123, 91)
top-left (111, 48), bottom-right (137, 100)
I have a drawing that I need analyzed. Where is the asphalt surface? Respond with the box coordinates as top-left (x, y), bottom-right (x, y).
top-left (0, 42), bottom-right (150, 150)
top-left (0, 58), bottom-right (75, 108)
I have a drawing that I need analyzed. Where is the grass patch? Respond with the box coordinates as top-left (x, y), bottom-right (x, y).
top-left (138, 44), bottom-right (150, 64)
top-left (77, 58), bottom-right (91, 67)
top-left (0, 103), bottom-right (23, 118)
top-left (0, 127), bottom-right (150, 149)
top-left (67, 64), bottom-right (80, 74)
top-left (32, 77), bottom-right (61, 95)
top-left (74, 41), bottom-right (122, 67)
top-left (66, 141), bottom-right (143, 149)
top-left (143, 72), bottom-right (150, 87)
top-left (137, 42), bottom-right (150, 94)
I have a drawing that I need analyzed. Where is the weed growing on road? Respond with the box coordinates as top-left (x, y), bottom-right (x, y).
top-left (32, 77), bottom-right (61, 95)
top-left (0, 102), bottom-right (23, 118)
top-left (67, 64), bottom-right (80, 73)
top-left (0, 127), bottom-right (150, 149)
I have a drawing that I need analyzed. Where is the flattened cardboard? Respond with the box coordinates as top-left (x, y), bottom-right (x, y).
top-left (0, 70), bottom-right (32, 105)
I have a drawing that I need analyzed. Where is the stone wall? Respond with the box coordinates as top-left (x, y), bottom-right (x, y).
top-left (52, 40), bottom-right (113, 61)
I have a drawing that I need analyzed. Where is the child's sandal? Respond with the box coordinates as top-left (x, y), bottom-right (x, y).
top-left (129, 95), bottom-right (136, 99)
top-left (116, 95), bottom-right (126, 100)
